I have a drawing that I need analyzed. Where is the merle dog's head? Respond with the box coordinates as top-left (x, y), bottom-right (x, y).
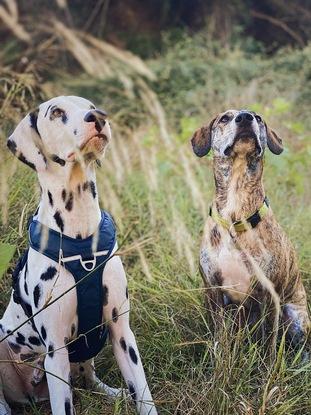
top-left (7, 96), bottom-right (111, 172)
top-left (191, 109), bottom-right (283, 158)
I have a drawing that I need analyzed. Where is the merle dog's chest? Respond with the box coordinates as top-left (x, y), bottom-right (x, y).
top-left (201, 221), bottom-right (273, 304)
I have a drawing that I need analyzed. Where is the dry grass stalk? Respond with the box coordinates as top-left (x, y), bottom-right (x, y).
top-left (137, 246), bottom-right (153, 281)
top-left (81, 32), bottom-right (156, 81)
top-left (53, 20), bottom-right (99, 76)
top-left (137, 78), bottom-right (172, 148)
top-left (0, 0), bottom-right (30, 43)
top-left (179, 148), bottom-right (207, 218)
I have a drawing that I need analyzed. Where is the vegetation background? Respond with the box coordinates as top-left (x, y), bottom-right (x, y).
top-left (0, 0), bottom-right (310, 413)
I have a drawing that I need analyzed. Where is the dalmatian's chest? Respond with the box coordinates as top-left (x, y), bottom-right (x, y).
top-left (3, 249), bottom-right (78, 356)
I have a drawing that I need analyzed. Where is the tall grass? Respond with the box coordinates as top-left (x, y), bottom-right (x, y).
top-left (0, 23), bottom-right (311, 414)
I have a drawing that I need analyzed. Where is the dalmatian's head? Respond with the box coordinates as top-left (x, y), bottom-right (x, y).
top-left (191, 109), bottom-right (283, 158)
top-left (7, 96), bottom-right (111, 172)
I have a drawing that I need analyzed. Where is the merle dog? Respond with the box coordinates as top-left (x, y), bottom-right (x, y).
top-left (191, 109), bottom-right (310, 347)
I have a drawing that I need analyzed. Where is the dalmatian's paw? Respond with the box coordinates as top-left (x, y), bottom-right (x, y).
top-left (93, 378), bottom-right (129, 400)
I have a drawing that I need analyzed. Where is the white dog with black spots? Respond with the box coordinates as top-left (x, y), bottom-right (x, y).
top-left (0, 96), bottom-right (157, 415)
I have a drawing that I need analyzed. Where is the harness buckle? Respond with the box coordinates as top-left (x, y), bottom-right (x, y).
top-left (61, 250), bottom-right (109, 272)
top-left (80, 257), bottom-right (96, 271)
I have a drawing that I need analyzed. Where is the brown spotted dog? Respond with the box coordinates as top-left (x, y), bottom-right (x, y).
top-left (0, 96), bottom-right (157, 415)
top-left (191, 109), bottom-right (310, 347)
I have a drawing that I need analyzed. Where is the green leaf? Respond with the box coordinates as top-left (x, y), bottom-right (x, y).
top-left (272, 97), bottom-right (291, 114)
top-left (0, 243), bottom-right (16, 279)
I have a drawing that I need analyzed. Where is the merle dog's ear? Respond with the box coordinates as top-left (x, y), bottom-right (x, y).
top-left (7, 109), bottom-right (46, 172)
top-left (264, 122), bottom-right (284, 155)
top-left (191, 117), bottom-right (216, 157)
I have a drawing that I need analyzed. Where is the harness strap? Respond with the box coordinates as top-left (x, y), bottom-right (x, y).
top-left (27, 210), bottom-right (116, 362)
top-left (209, 197), bottom-right (270, 232)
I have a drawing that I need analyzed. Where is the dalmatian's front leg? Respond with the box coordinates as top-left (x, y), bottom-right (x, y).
top-left (103, 255), bottom-right (157, 415)
top-left (33, 305), bottom-right (74, 415)
top-left (44, 335), bottom-right (73, 414)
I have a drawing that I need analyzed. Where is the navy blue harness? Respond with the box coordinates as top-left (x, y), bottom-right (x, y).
top-left (23, 210), bottom-right (116, 362)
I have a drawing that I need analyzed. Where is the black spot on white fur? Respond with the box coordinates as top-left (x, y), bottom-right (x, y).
top-left (129, 346), bottom-right (138, 364)
top-left (51, 154), bottom-right (66, 166)
top-left (76, 233), bottom-right (82, 239)
top-left (33, 284), bottom-right (42, 308)
top-left (44, 104), bottom-right (51, 118)
top-left (7, 139), bottom-right (37, 170)
top-left (47, 190), bottom-right (53, 207)
top-left (28, 336), bottom-right (41, 346)
top-left (65, 191), bottom-right (73, 211)
top-left (54, 210), bottom-right (64, 232)
top-left (16, 332), bottom-right (26, 345)
top-left (7, 139), bottom-right (17, 154)
top-left (24, 279), bottom-right (29, 295)
top-left (64, 398), bottom-right (71, 415)
top-left (29, 110), bottom-right (40, 136)
top-left (81, 181), bottom-right (96, 198)
top-left (128, 381), bottom-right (137, 402)
top-left (61, 189), bottom-right (67, 202)
top-left (120, 337), bottom-right (127, 352)
top-left (102, 285), bottom-right (108, 306)
top-left (112, 307), bottom-right (118, 323)
top-left (89, 181), bottom-right (96, 198)
top-left (48, 343), bottom-right (55, 358)
top-left (64, 337), bottom-right (69, 349)
top-left (41, 266), bottom-right (57, 281)
top-left (126, 286), bottom-right (129, 299)
top-left (41, 325), bottom-right (47, 341)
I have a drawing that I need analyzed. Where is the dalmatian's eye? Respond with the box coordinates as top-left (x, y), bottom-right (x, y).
top-left (90, 105), bottom-right (96, 110)
top-left (51, 108), bottom-right (65, 118)
top-left (220, 115), bottom-right (230, 123)
top-left (255, 115), bottom-right (262, 123)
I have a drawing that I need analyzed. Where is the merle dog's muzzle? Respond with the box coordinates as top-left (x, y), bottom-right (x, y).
top-left (224, 111), bottom-right (262, 157)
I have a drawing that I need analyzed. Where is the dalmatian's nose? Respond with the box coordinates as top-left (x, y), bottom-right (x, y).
top-left (84, 109), bottom-right (107, 132)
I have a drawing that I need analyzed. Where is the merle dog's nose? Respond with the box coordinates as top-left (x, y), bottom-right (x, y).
top-left (84, 109), bottom-right (107, 132)
top-left (235, 111), bottom-right (254, 124)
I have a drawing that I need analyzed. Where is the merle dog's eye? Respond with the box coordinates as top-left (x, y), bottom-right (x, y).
top-left (51, 108), bottom-right (64, 118)
top-left (255, 115), bottom-right (262, 123)
top-left (220, 115), bottom-right (230, 123)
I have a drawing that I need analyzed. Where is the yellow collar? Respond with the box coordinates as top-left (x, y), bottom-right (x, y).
top-left (210, 197), bottom-right (270, 232)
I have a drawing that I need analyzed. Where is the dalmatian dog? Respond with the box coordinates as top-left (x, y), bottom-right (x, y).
top-left (0, 96), bottom-right (157, 415)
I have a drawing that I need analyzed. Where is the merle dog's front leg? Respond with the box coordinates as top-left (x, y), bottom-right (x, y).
top-left (103, 256), bottom-right (157, 415)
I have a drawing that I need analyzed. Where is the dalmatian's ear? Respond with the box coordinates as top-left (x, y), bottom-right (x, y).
top-left (264, 122), bottom-right (284, 155)
top-left (191, 117), bottom-right (216, 157)
top-left (7, 110), bottom-right (47, 172)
